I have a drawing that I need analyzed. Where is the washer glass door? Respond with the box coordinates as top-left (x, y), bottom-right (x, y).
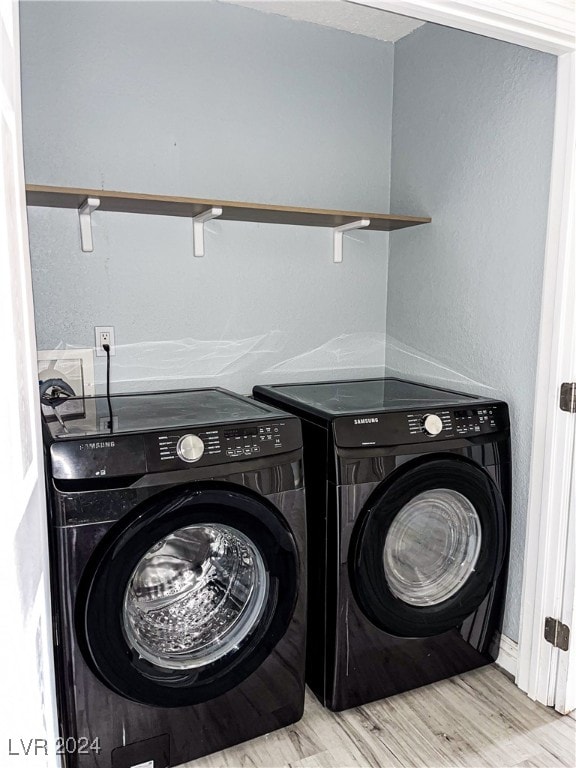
top-left (123, 523), bottom-right (269, 670)
top-left (77, 484), bottom-right (299, 707)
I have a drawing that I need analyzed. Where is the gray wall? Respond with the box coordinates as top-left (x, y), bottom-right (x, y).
top-left (21, 1), bottom-right (394, 392)
top-left (388, 23), bottom-right (557, 641)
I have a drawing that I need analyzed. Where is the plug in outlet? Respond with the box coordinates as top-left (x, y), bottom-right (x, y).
top-left (95, 326), bottom-right (116, 357)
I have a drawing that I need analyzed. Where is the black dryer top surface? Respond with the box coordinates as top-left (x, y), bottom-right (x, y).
top-left (253, 377), bottom-right (482, 423)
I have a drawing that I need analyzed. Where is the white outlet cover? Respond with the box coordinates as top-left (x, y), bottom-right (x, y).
top-left (95, 326), bottom-right (116, 356)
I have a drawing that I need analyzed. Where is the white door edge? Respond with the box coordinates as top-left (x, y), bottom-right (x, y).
top-left (1, 0), bottom-right (60, 760)
top-left (516, 50), bottom-right (575, 714)
top-left (555, 423), bottom-right (576, 714)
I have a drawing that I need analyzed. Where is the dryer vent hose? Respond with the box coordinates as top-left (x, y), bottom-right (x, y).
top-left (39, 378), bottom-right (76, 408)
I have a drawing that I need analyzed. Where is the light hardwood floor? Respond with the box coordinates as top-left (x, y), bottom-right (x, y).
top-left (182, 666), bottom-right (576, 768)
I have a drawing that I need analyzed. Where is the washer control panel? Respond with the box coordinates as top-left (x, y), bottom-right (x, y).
top-left (145, 417), bottom-right (301, 471)
top-left (334, 402), bottom-right (508, 448)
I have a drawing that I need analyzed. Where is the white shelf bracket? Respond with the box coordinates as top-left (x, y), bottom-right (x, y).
top-left (333, 219), bottom-right (370, 263)
top-left (78, 197), bottom-right (101, 252)
top-left (192, 207), bottom-right (223, 257)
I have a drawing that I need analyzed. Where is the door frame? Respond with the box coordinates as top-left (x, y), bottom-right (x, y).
top-left (348, 0), bottom-right (575, 55)
top-left (517, 51), bottom-right (575, 714)
top-left (349, 0), bottom-right (576, 713)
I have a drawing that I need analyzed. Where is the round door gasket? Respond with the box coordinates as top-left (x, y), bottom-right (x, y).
top-left (75, 482), bottom-right (300, 707)
top-left (350, 456), bottom-right (507, 638)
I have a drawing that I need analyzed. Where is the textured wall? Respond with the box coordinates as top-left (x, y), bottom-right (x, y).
top-left (388, 23), bottom-right (557, 641)
top-left (21, 0), bottom-right (394, 394)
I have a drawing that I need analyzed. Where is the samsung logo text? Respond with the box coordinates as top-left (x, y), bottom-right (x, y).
top-left (353, 418), bottom-right (379, 425)
top-left (79, 441), bottom-right (116, 450)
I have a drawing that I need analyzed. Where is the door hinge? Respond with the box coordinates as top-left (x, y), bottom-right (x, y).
top-left (544, 617), bottom-right (570, 651)
top-left (559, 383), bottom-right (576, 413)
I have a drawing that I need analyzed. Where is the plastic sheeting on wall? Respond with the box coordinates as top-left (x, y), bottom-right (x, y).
top-left (50, 331), bottom-right (497, 398)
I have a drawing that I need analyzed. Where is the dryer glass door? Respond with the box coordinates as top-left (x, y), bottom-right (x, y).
top-left (76, 483), bottom-right (299, 707)
top-left (351, 457), bottom-right (507, 638)
top-left (383, 488), bottom-right (482, 606)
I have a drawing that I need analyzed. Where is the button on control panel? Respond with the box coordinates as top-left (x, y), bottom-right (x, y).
top-left (224, 425), bottom-right (261, 458)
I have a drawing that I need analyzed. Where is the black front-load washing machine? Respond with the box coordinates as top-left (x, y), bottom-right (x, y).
top-left (42, 388), bottom-right (306, 767)
top-left (253, 377), bottom-right (511, 711)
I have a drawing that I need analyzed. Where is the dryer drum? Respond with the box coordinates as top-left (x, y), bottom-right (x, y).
top-left (350, 457), bottom-right (507, 638)
top-left (75, 483), bottom-right (300, 707)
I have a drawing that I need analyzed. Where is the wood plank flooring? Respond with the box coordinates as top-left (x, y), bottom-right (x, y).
top-left (181, 666), bottom-right (575, 768)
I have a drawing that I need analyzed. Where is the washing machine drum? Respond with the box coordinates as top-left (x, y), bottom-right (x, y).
top-left (351, 457), bottom-right (507, 638)
top-left (76, 484), bottom-right (299, 707)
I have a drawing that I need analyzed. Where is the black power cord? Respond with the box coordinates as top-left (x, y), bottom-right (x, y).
top-left (103, 343), bottom-right (114, 433)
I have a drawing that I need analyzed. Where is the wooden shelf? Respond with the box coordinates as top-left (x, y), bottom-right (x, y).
top-left (25, 185), bottom-right (431, 232)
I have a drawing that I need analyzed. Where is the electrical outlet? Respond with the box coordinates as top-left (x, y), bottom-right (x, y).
top-left (95, 326), bottom-right (116, 357)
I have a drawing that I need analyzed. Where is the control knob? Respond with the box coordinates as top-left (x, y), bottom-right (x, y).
top-left (176, 433), bottom-right (205, 463)
top-left (422, 414), bottom-right (443, 436)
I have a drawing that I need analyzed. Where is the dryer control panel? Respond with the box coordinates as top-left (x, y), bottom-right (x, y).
top-left (452, 407), bottom-right (499, 436)
top-left (334, 402), bottom-right (509, 448)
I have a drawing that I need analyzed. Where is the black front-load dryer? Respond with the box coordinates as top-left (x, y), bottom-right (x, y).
top-left (253, 377), bottom-right (511, 711)
top-left (43, 388), bottom-right (306, 767)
